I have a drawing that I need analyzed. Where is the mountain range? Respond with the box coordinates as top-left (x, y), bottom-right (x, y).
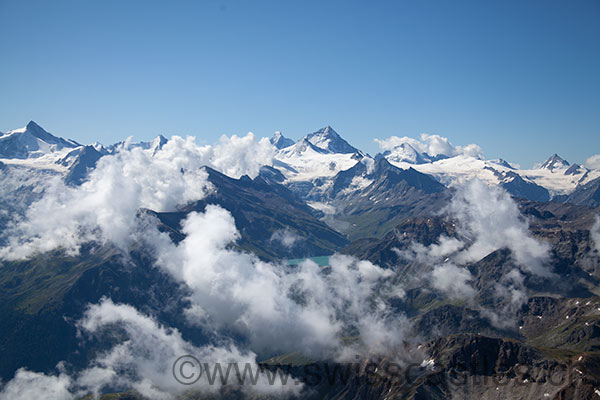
top-left (1, 121), bottom-right (600, 399)
top-left (2, 121), bottom-right (598, 224)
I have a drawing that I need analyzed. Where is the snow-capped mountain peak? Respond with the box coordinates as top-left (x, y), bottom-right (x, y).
top-left (540, 153), bottom-right (569, 171)
top-left (564, 163), bottom-right (584, 176)
top-left (270, 131), bottom-right (295, 149)
top-left (383, 142), bottom-right (431, 164)
top-left (107, 134), bottom-right (169, 153)
top-left (0, 121), bottom-right (80, 159)
top-left (90, 142), bottom-right (107, 153)
top-left (489, 158), bottom-right (515, 169)
top-left (149, 135), bottom-right (168, 154)
top-left (305, 125), bottom-right (359, 154)
top-left (271, 127), bottom-right (365, 194)
top-left (281, 137), bottom-right (328, 155)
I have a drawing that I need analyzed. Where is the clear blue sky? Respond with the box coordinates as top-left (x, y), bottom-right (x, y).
top-left (1, 0), bottom-right (598, 167)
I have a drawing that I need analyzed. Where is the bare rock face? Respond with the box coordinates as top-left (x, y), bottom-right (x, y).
top-left (313, 334), bottom-right (600, 400)
top-left (566, 177), bottom-right (600, 208)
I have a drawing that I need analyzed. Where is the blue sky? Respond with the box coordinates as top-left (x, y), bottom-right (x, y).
top-left (0, 0), bottom-right (598, 167)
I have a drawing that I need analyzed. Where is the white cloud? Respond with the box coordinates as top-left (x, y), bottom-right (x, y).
top-left (269, 228), bottom-right (302, 249)
top-left (77, 299), bottom-right (294, 398)
top-left (0, 133), bottom-right (274, 260)
top-left (153, 208), bottom-right (408, 360)
top-left (1, 299), bottom-right (300, 400)
top-left (209, 133), bottom-right (275, 179)
top-left (447, 179), bottom-right (552, 277)
top-left (482, 269), bottom-right (528, 329)
top-left (375, 133), bottom-right (483, 159)
top-left (360, 156), bottom-right (375, 174)
top-left (585, 154), bottom-right (600, 170)
top-left (0, 368), bottom-right (72, 400)
top-left (410, 236), bottom-right (464, 261)
top-left (592, 216), bottom-right (600, 253)
top-left (401, 179), bottom-right (553, 328)
top-left (431, 263), bottom-right (476, 300)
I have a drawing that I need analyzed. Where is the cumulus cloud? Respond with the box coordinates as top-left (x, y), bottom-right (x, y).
top-left (152, 207), bottom-right (408, 359)
top-left (447, 179), bottom-right (552, 277)
top-left (0, 368), bottom-right (73, 400)
top-left (77, 299), bottom-right (298, 398)
top-left (375, 133), bottom-right (483, 159)
top-left (209, 133), bottom-right (275, 179)
top-left (585, 154), bottom-right (600, 170)
top-left (401, 179), bottom-right (552, 328)
top-left (1, 299), bottom-right (299, 400)
top-left (0, 133), bottom-right (273, 260)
